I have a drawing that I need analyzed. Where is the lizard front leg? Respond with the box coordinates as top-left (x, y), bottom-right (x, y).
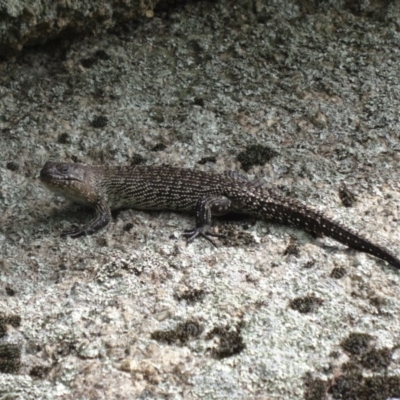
top-left (62, 200), bottom-right (112, 238)
top-left (183, 195), bottom-right (231, 246)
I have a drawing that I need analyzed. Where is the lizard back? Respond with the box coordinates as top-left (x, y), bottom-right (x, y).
top-left (98, 165), bottom-right (232, 211)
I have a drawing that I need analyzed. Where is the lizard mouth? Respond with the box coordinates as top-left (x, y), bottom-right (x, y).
top-left (40, 174), bottom-right (78, 181)
top-left (40, 171), bottom-right (81, 184)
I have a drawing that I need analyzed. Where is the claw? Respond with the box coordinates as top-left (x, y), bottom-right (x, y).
top-left (183, 226), bottom-right (226, 247)
top-left (61, 226), bottom-right (88, 238)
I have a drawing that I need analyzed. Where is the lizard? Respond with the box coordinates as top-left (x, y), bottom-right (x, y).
top-left (39, 161), bottom-right (400, 270)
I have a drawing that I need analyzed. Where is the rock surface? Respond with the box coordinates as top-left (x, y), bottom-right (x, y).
top-left (1, 0), bottom-right (400, 399)
top-left (0, 0), bottom-right (159, 56)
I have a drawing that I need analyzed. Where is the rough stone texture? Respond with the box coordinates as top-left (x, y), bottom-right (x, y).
top-left (0, 0), bottom-right (159, 56)
top-left (1, 0), bottom-right (400, 399)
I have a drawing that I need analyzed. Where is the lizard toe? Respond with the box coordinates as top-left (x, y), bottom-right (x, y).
top-left (183, 226), bottom-right (224, 247)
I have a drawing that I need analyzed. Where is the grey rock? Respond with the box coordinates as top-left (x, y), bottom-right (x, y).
top-left (0, 0), bottom-right (160, 56)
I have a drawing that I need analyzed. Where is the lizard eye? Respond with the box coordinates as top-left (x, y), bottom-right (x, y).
top-left (57, 164), bottom-right (70, 174)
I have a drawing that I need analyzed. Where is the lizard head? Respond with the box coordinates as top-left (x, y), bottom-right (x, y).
top-left (40, 161), bottom-right (100, 206)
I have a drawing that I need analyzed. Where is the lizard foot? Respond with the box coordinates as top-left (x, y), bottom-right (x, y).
top-left (61, 226), bottom-right (91, 238)
top-left (183, 226), bottom-right (226, 247)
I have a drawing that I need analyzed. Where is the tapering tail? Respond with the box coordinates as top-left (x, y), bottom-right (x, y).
top-left (243, 190), bottom-right (400, 270)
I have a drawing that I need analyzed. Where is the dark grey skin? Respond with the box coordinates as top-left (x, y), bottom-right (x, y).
top-left (40, 161), bottom-right (400, 270)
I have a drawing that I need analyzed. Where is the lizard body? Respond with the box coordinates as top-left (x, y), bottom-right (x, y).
top-left (40, 161), bottom-right (400, 270)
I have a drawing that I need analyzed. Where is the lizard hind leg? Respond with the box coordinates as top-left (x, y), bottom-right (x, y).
top-left (183, 195), bottom-right (231, 246)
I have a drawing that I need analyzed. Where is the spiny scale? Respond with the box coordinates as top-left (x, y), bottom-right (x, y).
top-left (39, 162), bottom-right (400, 270)
top-left (99, 166), bottom-right (228, 210)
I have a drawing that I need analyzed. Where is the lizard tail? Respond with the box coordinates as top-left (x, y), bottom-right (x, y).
top-left (249, 194), bottom-right (400, 270)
